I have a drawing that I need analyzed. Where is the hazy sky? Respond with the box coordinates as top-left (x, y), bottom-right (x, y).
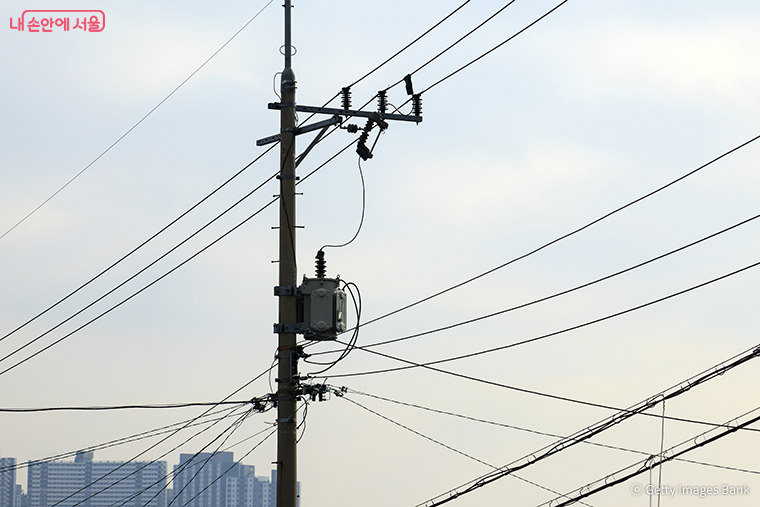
top-left (2, 1), bottom-right (760, 506)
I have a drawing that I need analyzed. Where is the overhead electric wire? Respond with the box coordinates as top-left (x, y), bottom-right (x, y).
top-left (0, 143), bottom-right (278, 346)
top-left (322, 256), bottom-right (760, 379)
top-left (320, 341), bottom-right (760, 433)
top-left (0, 404), bottom-right (242, 474)
top-left (0, 0), bottom-right (275, 243)
top-left (346, 388), bottom-right (760, 476)
top-left (411, 351), bottom-right (760, 507)
top-left (312, 209), bottom-right (760, 357)
top-left (0, 400), bottom-right (251, 412)
top-left (54, 404), bottom-right (253, 507)
top-left (385, 0), bottom-right (518, 92)
top-left (0, 137), bottom-right (358, 378)
top-left (0, 167), bottom-right (279, 368)
top-left (342, 394), bottom-right (593, 507)
top-left (149, 410), bottom-right (255, 507)
top-left (309, 0), bottom-right (474, 119)
top-left (356, 120), bottom-right (760, 333)
top-left (402, 0), bottom-right (571, 106)
top-left (19, 364), bottom-right (276, 507)
top-left (537, 406), bottom-right (760, 507)
top-left (176, 424), bottom-right (279, 507)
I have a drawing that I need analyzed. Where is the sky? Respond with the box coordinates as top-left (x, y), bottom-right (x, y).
top-left (1, 0), bottom-right (760, 506)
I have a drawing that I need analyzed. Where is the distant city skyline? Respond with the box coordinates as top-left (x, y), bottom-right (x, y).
top-left (0, 453), bottom-right (291, 507)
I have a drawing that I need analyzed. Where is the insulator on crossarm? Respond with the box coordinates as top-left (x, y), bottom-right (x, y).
top-left (341, 87), bottom-right (352, 110)
top-left (315, 250), bottom-right (326, 278)
top-left (377, 90), bottom-right (388, 114)
top-left (412, 94), bottom-right (422, 120)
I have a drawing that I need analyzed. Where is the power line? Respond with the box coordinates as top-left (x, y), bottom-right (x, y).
top-left (0, 0), bottom-right (275, 243)
top-left (321, 342), bottom-right (760, 433)
top-left (346, 388), bottom-right (760, 476)
top-left (385, 0), bottom-right (518, 92)
top-left (413, 356), bottom-right (760, 507)
top-left (0, 405), bottom-right (242, 473)
top-left (0, 143), bottom-right (278, 346)
top-left (57, 382), bottom-right (276, 507)
top-left (355, 128), bottom-right (760, 332)
top-left (408, 0), bottom-right (571, 103)
top-left (537, 406), bottom-right (760, 507)
top-left (0, 400), bottom-right (251, 412)
top-left (0, 137), bottom-right (358, 379)
top-left (322, 257), bottom-right (760, 379)
top-left (0, 177), bottom-right (278, 373)
top-left (341, 394), bottom-right (594, 507)
top-left (52, 404), bottom-right (253, 507)
top-left (312, 210), bottom-right (760, 356)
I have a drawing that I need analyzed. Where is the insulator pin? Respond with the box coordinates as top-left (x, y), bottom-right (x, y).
top-left (341, 87), bottom-right (352, 110)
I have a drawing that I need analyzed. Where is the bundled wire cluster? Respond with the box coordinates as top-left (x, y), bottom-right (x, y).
top-left (3, 1), bottom-right (760, 507)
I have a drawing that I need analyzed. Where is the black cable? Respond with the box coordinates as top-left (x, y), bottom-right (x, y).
top-left (320, 156), bottom-right (366, 250)
top-left (356, 131), bottom-right (760, 331)
top-left (346, 388), bottom-right (760, 476)
top-left (351, 0), bottom-right (472, 90)
top-left (0, 0), bottom-right (275, 243)
top-left (53, 404), bottom-right (253, 507)
top-left (311, 210), bottom-right (760, 356)
top-left (342, 394), bottom-right (594, 507)
top-left (405, 0), bottom-right (571, 106)
top-left (537, 407), bottom-right (760, 507)
top-left (414, 383), bottom-right (760, 507)
top-left (0, 143), bottom-right (278, 346)
top-left (385, 0), bottom-right (518, 92)
top-left (0, 405), bottom-right (242, 473)
top-left (303, 280), bottom-right (361, 375)
top-left (320, 342), bottom-right (760, 433)
top-left (0, 401), bottom-right (251, 412)
top-left (309, 0), bottom-right (473, 121)
top-left (323, 256), bottom-right (760, 380)
top-left (157, 410), bottom-right (255, 507)
top-left (0, 137), bottom-right (359, 378)
top-left (0, 169), bottom-right (279, 368)
top-left (177, 424), bottom-right (280, 507)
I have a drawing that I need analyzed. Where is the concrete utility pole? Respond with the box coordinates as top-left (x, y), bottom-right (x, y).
top-left (276, 1), bottom-right (298, 507)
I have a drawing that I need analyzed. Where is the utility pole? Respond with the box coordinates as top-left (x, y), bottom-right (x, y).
top-left (275, 1), bottom-right (298, 507)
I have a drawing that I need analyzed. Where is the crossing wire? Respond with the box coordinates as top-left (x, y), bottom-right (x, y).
top-left (320, 341), bottom-right (760, 433)
top-left (354, 131), bottom-right (760, 330)
top-left (412, 358), bottom-right (760, 507)
top-left (0, 0), bottom-right (275, 243)
top-left (320, 258), bottom-right (760, 380)
top-left (0, 405), bottom-right (241, 473)
top-left (346, 388), bottom-right (760, 476)
top-left (310, 210), bottom-right (760, 357)
top-left (0, 137), bottom-right (357, 379)
top-left (341, 394), bottom-right (594, 507)
top-left (536, 406), bottom-right (760, 507)
top-left (0, 143), bottom-right (278, 346)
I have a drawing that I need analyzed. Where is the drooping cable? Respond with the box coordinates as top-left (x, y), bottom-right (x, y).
top-left (342, 394), bottom-right (594, 507)
top-left (345, 387), bottom-right (760, 476)
top-left (536, 406), bottom-right (760, 507)
top-left (320, 342), bottom-right (760, 433)
top-left (0, 143), bottom-right (278, 346)
top-left (0, 0), bottom-right (275, 243)
top-left (384, 0), bottom-right (519, 93)
top-left (320, 156), bottom-right (366, 250)
top-left (0, 138), bottom-right (359, 378)
top-left (322, 257), bottom-right (760, 379)
top-left (0, 404), bottom-right (242, 473)
top-left (415, 379), bottom-right (760, 507)
top-left (312, 210), bottom-right (760, 356)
